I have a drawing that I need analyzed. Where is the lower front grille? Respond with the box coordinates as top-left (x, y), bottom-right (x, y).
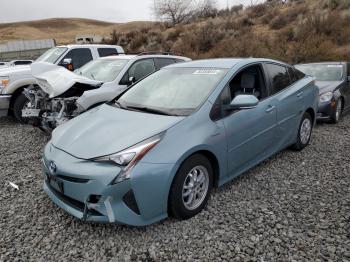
top-left (46, 181), bottom-right (103, 216)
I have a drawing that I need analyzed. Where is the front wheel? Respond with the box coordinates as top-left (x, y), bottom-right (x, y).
top-left (292, 112), bottom-right (313, 151)
top-left (330, 98), bottom-right (342, 124)
top-left (13, 93), bottom-right (30, 124)
top-left (168, 154), bottom-right (213, 220)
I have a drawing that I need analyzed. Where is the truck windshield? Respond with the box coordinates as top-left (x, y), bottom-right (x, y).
top-left (295, 64), bottom-right (344, 81)
top-left (75, 58), bottom-right (129, 82)
top-left (36, 47), bottom-right (67, 64)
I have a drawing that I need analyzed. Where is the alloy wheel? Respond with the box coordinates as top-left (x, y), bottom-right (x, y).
top-left (182, 165), bottom-right (209, 211)
top-left (300, 118), bottom-right (312, 145)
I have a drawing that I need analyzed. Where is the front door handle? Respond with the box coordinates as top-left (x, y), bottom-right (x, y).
top-left (266, 105), bottom-right (276, 113)
top-left (297, 91), bottom-right (304, 98)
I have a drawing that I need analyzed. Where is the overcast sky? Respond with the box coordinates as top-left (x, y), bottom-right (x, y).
top-left (0, 0), bottom-right (262, 23)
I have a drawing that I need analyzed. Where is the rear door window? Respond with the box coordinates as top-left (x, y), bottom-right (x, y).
top-left (98, 48), bottom-right (119, 57)
top-left (265, 63), bottom-right (291, 95)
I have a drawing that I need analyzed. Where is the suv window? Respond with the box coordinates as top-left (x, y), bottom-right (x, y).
top-left (154, 58), bottom-right (176, 69)
top-left (61, 48), bottom-right (93, 70)
top-left (347, 63), bottom-right (350, 77)
top-left (14, 61), bottom-right (32, 65)
top-left (98, 48), bottom-right (118, 57)
top-left (265, 63), bottom-right (291, 95)
top-left (120, 59), bottom-right (156, 85)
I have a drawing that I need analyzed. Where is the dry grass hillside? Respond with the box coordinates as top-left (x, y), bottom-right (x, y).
top-left (1, 0), bottom-right (350, 63)
top-left (103, 0), bottom-right (350, 63)
top-left (0, 18), bottom-right (154, 44)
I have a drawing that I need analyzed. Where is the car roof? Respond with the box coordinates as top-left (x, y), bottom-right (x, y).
top-left (57, 44), bottom-right (122, 49)
top-left (98, 54), bottom-right (191, 61)
top-left (166, 58), bottom-right (287, 69)
top-left (296, 61), bottom-right (347, 66)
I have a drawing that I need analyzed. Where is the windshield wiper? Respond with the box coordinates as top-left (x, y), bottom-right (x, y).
top-left (90, 73), bottom-right (95, 80)
top-left (126, 106), bottom-right (175, 116)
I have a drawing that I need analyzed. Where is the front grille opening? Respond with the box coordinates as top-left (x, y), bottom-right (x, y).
top-left (123, 190), bottom-right (140, 215)
top-left (56, 174), bottom-right (89, 183)
top-left (46, 182), bottom-right (103, 217)
top-left (87, 194), bottom-right (101, 204)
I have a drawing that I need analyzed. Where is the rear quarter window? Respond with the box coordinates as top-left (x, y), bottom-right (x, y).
top-left (154, 58), bottom-right (176, 69)
top-left (98, 48), bottom-right (119, 57)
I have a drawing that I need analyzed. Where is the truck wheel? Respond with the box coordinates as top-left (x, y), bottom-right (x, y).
top-left (13, 93), bottom-right (29, 124)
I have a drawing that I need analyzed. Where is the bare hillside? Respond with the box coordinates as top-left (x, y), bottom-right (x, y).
top-left (0, 18), bottom-right (155, 44)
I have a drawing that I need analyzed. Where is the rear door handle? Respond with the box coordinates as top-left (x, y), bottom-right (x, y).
top-left (297, 91), bottom-right (304, 98)
top-left (266, 105), bottom-right (276, 113)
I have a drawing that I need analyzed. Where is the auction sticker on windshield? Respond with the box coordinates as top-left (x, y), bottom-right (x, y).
top-left (193, 69), bottom-right (222, 75)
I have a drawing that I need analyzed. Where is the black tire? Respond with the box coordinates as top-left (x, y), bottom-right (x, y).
top-left (330, 98), bottom-right (342, 124)
top-left (168, 154), bottom-right (213, 220)
top-left (292, 112), bottom-right (313, 151)
top-left (13, 93), bottom-right (29, 124)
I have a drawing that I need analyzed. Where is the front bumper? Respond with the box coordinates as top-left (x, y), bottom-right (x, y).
top-left (42, 143), bottom-right (175, 226)
top-left (316, 100), bottom-right (335, 121)
top-left (0, 94), bottom-right (11, 117)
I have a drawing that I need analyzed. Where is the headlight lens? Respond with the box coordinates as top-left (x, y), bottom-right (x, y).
top-left (92, 133), bottom-right (164, 184)
top-left (319, 92), bottom-right (333, 103)
top-left (0, 77), bottom-right (10, 92)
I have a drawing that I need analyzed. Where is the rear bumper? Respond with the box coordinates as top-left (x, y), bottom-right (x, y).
top-left (0, 94), bottom-right (11, 117)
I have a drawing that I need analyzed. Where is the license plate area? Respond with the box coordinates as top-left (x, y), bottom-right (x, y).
top-left (22, 109), bottom-right (40, 117)
top-left (46, 173), bottom-right (64, 193)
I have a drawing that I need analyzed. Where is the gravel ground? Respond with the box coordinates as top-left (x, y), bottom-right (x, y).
top-left (0, 115), bottom-right (349, 262)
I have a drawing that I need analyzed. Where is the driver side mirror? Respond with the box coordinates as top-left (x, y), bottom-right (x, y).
top-left (226, 95), bottom-right (259, 110)
top-left (61, 58), bottom-right (74, 71)
top-left (128, 76), bottom-right (136, 86)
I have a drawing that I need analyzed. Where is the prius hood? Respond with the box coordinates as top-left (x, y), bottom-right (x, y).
top-left (31, 62), bottom-right (102, 98)
top-left (51, 104), bottom-right (184, 159)
top-left (315, 80), bottom-right (343, 95)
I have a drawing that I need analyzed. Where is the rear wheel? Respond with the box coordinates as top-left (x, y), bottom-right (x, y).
top-left (13, 93), bottom-right (29, 124)
top-left (292, 112), bottom-right (313, 151)
top-left (169, 154), bottom-right (213, 220)
top-left (330, 98), bottom-right (342, 124)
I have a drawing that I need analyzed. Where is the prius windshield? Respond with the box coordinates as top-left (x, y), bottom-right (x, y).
top-left (36, 47), bottom-right (67, 64)
top-left (116, 67), bottom-right (228, 116)
top-left (295, 64), bottom-right (344, 81)
top-left (75, 58), bottom-right (128, 82)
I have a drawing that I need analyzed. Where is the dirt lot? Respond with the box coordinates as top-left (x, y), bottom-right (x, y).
top-left (0, 116), bottom-right (349, 261)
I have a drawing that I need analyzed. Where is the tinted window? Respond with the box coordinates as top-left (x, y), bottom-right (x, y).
top-left (14, 61), bottom-right (32, 65)
top-left (61, 48), bottom-right (93, 69)
top-left (175, 58), bottom-right (185, 63)
top-left (287, 67), bottom-right (298, 84)
top-left (266, 63), bottom-right (290, 95)
top-left (347, 63), bottom-right (350, 76)
top-left (120, 59), bottom-right (156, 84)
top-left (154, 58), bottom-right (176, 69)
top-left (98, 48), bottom-right (118, 57)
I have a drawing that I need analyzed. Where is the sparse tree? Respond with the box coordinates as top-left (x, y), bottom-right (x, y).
top-left (153, 0), bottom-right (217, 26)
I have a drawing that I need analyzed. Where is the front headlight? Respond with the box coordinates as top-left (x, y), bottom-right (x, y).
top-left (92, 133), bottom-right (164, 184)
top-left (0, 77), bottom-right (10, 93)
top-left (319, 92), bottom-right (333, 103)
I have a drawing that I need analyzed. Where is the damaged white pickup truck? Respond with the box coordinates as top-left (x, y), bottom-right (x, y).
top-left (22, 53), bottom-right (190, 132)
